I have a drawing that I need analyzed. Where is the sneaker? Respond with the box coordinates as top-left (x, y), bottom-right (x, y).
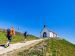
top-left (4, 45), bottom-right (9, 48)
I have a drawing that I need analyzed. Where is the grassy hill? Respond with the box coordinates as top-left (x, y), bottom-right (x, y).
top-left (46, 38), bottom-right (75, 56)
top-left (18, 38), bottom-right (75, 56)
top-left (0, 29), bottom-right (38, 44)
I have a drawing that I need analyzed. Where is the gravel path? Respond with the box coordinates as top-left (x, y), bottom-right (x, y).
top-left (0, 39), bottom-right (43, 56)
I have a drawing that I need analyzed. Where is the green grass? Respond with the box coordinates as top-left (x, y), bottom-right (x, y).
top-left (46, 38), bottom-right (75, 56)
top-left (18, 38), bottom-right (75, 56)
top-left (0, 29), bottom-right (38, 44)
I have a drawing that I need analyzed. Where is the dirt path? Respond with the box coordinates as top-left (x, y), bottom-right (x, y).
top-left (0, 39), bottom-right (43, 56)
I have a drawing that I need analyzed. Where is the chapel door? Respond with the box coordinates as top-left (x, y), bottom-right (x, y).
top-left (43, 32), bottom-right (47, 37)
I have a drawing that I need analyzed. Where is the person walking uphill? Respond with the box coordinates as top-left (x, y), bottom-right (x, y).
top-left (5, 27), bottom-right (15, 48)
top-left (24, 32), bottom-right (27, 42)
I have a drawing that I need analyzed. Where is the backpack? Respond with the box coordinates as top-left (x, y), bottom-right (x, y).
top-left (7, 29), bottom-right (11, 36)
top-left (10, 28), bottom-right (15, 35)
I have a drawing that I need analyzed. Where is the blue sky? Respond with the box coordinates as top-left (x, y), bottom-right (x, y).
top-left (0, 0), bottom-right (75, 44)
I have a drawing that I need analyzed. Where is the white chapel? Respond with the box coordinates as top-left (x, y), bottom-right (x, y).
top-left (40, 25), bottom-right (57, 38)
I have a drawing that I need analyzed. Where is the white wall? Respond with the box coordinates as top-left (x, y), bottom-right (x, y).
top-left (49, 32), bottom-right (57, 37)
top-left (53, 33), bottom-right (57, 37)
top-left (49, 32), bottom-right (54, 37)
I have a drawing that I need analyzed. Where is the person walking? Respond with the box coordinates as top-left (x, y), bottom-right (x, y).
top-left (24, 31), bottom-right (27, 42)
top-left (5, 27), bottom-right (15, 48)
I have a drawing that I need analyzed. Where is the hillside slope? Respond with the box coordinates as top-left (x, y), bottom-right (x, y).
top-left (18, 38), bottom-right (75, 56)
top-left (0, 29), bottom-right (38, 44)
top-left (46, 38), bottom-right (75, 56)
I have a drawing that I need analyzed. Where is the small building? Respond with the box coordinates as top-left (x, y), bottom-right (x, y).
top-left (40, 25), bottom-right (57, 38)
